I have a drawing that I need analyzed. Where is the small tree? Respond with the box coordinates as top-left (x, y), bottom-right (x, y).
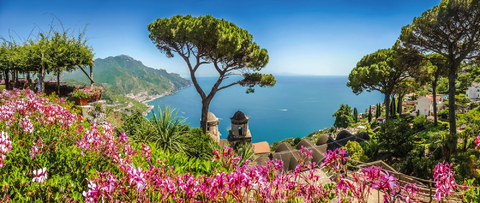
top-left (148, 15), bottom-right (276, 133)
top-left (332, 104), bottom-right (353, 128)
top-left (345, 141), bottom-right (369, 165)
top-left (353, 107), bottom-right (358, 123)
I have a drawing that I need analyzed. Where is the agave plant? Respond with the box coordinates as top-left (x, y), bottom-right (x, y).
top-left (150, 106), bottom-right (188, 154)
top-left (235, 143), bottom-right (255, 165)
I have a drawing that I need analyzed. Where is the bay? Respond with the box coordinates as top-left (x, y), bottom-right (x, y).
top-left (146, 76), bottom-right (384, 144)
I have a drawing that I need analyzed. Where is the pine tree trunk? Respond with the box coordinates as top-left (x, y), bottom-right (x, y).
top-left (391, 96), bottom-right (395, 118)
top-left (57, 73), bottom-right (60, 95)
top-left (4, 70), bottom-right (9, 90)
top-left (397, 94), bottom-right (403, 115)
top-left (200, 98), bottom-right (212, 134)
top-left (448, 65), bottom-right (456, 135)
top-left (90, 65), bottom-right (94, 86)
top-left (384, 94), bottom-right (390, 122)
top-left (448, 62), bottom-right (457, 154)
top-left (41, 54), bottom-right (45, 94)
top-left (433, 79), bottom-right (438, 126)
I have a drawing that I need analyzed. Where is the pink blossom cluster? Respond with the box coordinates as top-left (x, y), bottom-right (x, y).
top-left (74, 86), bottom-right (104, 97)
top-left (320, 148), bottom-right (350, 173)
top-left (32, 167), bottom-right (48, 183)
top-left (0, 89), bottom-right (81, 130)
top-left (140, 144), bottom-right (151, 161)
top-left (433, 161), bottom-right (458, 201)
top-left (20, 117), bottom-right (34, 133)
top-left (83, 171), bottom-right (119, 202)
top-left (475, 136), bottom-right (480, 153)
top-left (0, 131), bottom-right (12, 167)
top-left (29, 137), bottom-right (44, 159)
top-left (76, 123), bottom-right (136, 165)
top-left (80, 146), bottom-right (336, 202)
top-left (401, 183), bottom-right (422, 203)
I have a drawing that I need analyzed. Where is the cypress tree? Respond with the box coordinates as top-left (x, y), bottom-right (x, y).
top-left (376, 104), bottom-right (380, 118)
top-left (368, 106), bottom-right (372, 123)
top-left (353, 107), bottom-right (358, 123)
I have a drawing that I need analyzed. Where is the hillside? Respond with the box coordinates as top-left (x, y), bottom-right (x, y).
top-left (64, 55), bottom-right (192, 100)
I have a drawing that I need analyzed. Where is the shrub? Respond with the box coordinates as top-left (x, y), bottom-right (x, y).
top-left (438, 108), bottom-right (449, 119)
top-left (345, 141), bottom-right (368, 165)
top-left (360, 139), bottom-right (379, 161)
top-left (72, 89), bottom-right (90, 98)
top-left (375, 120), bottom-right (414, 157)
top-left (293, 137), bottom-right (301, 145)
top-left (413, 116), bottom-right (427, 130)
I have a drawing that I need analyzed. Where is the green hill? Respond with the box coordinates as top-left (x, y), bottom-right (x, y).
top-left (64, 55), bottom-right (192, 97)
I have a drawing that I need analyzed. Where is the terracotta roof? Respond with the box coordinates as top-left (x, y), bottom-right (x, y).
top-left (406, 93), bottom-right (417, 97)
top-left (252, 141), bottom-right (271, 154)
top-left (425, 94), bottom-right (442, 101)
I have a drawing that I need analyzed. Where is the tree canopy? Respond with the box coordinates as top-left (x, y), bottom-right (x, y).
top-left (332, 104), bottom-right (353, 128)
top-left (347, 44), bottom-right (425, 120)
top-left (148, 15), bottom-right (276, 133)
top-left (0, 19), bottom-right (95, 93)
top-left (400, 0), bottom-right (480, 135)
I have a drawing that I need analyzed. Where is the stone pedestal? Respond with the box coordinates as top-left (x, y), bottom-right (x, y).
top-left (76, 100), bottom-right (107, 125)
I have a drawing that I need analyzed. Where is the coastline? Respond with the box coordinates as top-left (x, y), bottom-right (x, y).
top-left (138, 85), bottom-right (192, 116)
top-left (140, 92), bottom-right (173, 116)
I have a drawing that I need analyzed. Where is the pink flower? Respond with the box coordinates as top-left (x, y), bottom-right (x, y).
top-left (320, 148), bottom-right (349, 173)
top-left (475, 136), bottom-right (480, 153)
top-left (127, 167), bottom-right (147, 192)
top-left (401, 183), bottom-right (421, 203)
top-left (32, 167), bottom-right (48, 183)
top-left (29, 137), bottom-right (44, 159)
top-left (141, 144), bottom-right (151, 160)
top-left (433, 162), bottom-right (457, 201)
top-left (0, 131), bottom-right (12, 167)
top-left (20, 117), bottom-right (34, 133)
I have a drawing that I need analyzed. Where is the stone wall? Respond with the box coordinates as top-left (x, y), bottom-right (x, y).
top-left (78, 100), bottom-right (107, 125)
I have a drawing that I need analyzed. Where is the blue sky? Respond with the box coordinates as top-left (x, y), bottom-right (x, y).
top-left (0, 0), bottom-right (441, 77)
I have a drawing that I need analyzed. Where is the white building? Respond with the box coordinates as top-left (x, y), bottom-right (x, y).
top-left (414, 95), bottom-right (445, 116)
top-left (466, 83), bottom-right (480, 100)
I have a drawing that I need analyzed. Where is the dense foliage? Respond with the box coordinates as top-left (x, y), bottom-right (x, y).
top-left (120, 108), bottom-right (220, 161)
top-left (400, 0), bottom-right (480, 136)
top-left (375, 120), bottom-right (415, 157)
top-left (1, 89), bottom-right (480, 202)
top-left (332, 104), bottom-right (353, 128)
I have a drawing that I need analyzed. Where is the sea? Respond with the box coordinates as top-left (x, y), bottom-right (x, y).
top-left (146, 76), bottom-right (384, 144)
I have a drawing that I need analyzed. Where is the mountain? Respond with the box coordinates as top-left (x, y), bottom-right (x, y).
top-left (64, 55), bottom-right (192, 97)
